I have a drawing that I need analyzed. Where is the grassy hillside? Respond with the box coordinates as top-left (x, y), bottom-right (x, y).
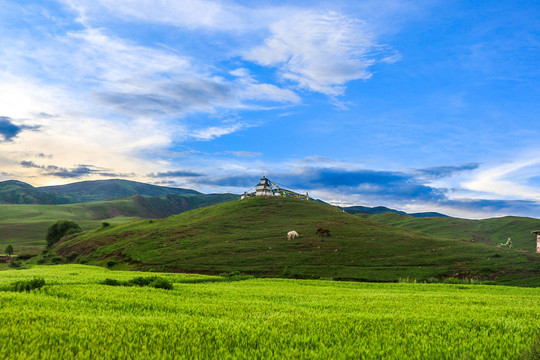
top-left (51, 197), bottom-right (540, 285)
top-left (0, 180), bottom-right (70, 204)
top-left (0, 193), bottom-right (238, 253)
top-left (368, 212), bottom-right (540, 251)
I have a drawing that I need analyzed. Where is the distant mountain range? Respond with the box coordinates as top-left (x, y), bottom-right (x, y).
top-left (342, 205), bottom-right (448, 218)
top-left (0, 179), bottom-right (204, 205)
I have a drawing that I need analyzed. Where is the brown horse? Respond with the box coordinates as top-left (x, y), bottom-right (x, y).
top-left (316, 228), bottom-right (331, 237)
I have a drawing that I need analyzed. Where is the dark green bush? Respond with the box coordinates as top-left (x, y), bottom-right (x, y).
top-left (7, 278), bottom-right (45, 292)
top-left (51, 257), bottom-right (64, 264)
top-left (106, 260), bottom-right (117, 268)
top-left (101, 276), bottom-right (173, 290)
top-left (46, 220), bottom-right (82, 248)
top-left (17, 253), bottom-right (37, 261)
top-left (102, 278), bottom-right (123, 286)
top-left (78, 258), bottom-right (89, 264)
top-left (220, 271), bottom-right (254, 281)
top-left (102, 222), bottom-right (110, 228)
top-left (66, 252), bottom-right (79, 262)
top-left (129, 276), bottom-right (154, 286)
top-left (220, 271), bottom-right (243, 278)
top-left (8, 260), bottom-right (22, 268)
top-left (149, 277), bottom-right (173, 290)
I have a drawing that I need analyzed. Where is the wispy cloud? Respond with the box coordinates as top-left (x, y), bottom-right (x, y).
top-left (20, 161), bottom-right (129, 179)
top-left (191, 122), bottom-right (251, 141)
top-left (416, 163), bottom-right (480, 179)
top-left (148, 170), bottom-right (204, 178)
top-left (245, 11), bottom-right (398, 96)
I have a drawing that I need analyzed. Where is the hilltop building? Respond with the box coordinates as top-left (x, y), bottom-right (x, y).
top-left (241, 177), bottom-right (309, 200)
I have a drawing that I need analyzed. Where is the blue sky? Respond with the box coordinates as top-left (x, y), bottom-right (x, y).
top-left (0, 0), bottom-right (539, 219)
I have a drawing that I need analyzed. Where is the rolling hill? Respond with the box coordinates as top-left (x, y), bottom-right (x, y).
top-left (50, 196), bottom-right (540, 286)
top-left (0, 193), bottom-right (238, 252)
top-left (0, 180), bottom-right (70, 204)
top-left (367, 212), bottom-right (540, 251)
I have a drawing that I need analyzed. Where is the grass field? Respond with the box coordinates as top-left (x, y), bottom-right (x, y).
top-left (0, 265), bottom-right (538, 359)
top-left (51, 197), bottom-right (540, 286)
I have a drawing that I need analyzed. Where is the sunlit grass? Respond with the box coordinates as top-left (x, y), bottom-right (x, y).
top-left (0, 265), bottom-right (538, 359)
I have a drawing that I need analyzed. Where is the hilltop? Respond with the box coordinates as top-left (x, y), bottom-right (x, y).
top-left (50, 196), bottom-right (540, 285)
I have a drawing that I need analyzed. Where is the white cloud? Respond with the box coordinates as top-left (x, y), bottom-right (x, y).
top-left (463, 155), bottom-right (540, 201)
top-left (62, 0), bottom-right (290, 32)
top-left (191, 122), bottom-right (249, 141)
top-left (245, 11), bottom-right (396, 96)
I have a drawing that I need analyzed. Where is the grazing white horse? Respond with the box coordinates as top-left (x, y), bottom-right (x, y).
top-left (287, 231), bottom-right (299, 240)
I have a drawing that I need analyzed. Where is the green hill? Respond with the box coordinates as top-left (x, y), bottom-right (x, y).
top-left (367, 212), bottom-right (540, 251)
top-left (50, 196), bottom-right (540, 286)
top-left (39, 179), bottom-right (201, 203)
top-left (0, 180), bottom-right (70, 204)
top-left (0, 179), bottom-right (210, 205)
top-left (0, 193), bottom-right (238, 253)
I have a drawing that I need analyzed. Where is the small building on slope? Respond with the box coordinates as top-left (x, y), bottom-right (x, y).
top-left (242, 177), bottom-right (309, 200)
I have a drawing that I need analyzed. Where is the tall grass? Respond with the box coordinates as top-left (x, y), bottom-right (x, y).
top-left (0, 265), bottom-right (538, 359)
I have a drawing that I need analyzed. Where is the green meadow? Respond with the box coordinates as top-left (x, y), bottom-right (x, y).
top-left (0, 265), bottom-right (538, 359)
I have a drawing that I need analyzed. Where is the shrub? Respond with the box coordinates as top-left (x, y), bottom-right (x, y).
top-left (5, 244), bottom-right (13, 256)
top-left (102, 278), bottom-right (123, 286)
top-left (78, 258), bottom-right (89, 264)
top-left (220, 271), bottom-right (243, 278)
top-left (6, 278), bottom-right (45, 292)
top-left (101, 276), bottom-right (173, 290)
top-left (17, 253), bottom-right (37, 261)
top-left (149, 277), bottom-right (173, 290)
top-left (46, 220), bottom-right (82, 248)
top-left (102, 222), bottom-right (110, 228)
top-left (8, 260), bottom-right (22, 268)
top-left (129, 276), bottom-right (154, 286)
top-left (66, 252), bottom-right (79, 262)
top-left (51, 257), bottom-right (64, 264)
top-left (106, 260), bottom-right (117, 268)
